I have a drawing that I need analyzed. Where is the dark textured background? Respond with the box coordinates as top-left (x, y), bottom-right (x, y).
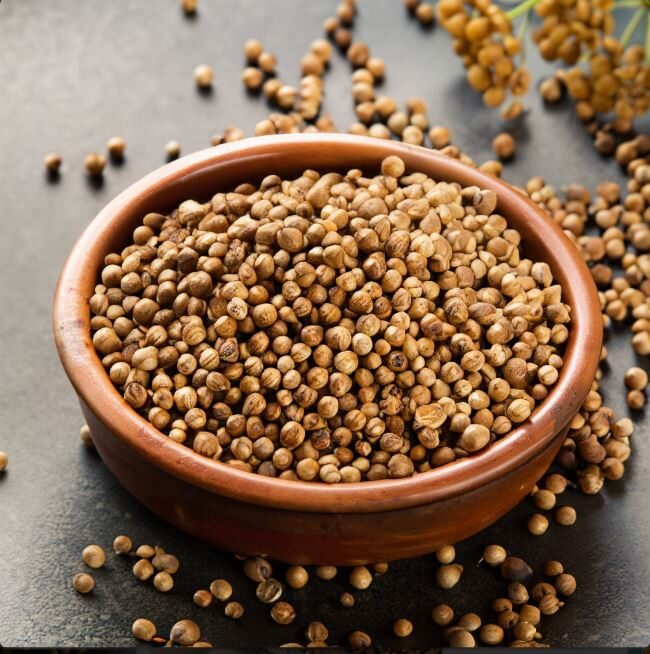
top-left (0, 0), bottom-right (648, 648)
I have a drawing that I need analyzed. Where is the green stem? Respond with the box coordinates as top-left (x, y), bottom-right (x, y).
top-left (506, 0), bottom-right (539, 21)
top-left (619, 6), bottom-right (645, 48)
top-left (613, 0), bottom-right (644, 7)
top-left (518, 10), bottom-right (531, 64)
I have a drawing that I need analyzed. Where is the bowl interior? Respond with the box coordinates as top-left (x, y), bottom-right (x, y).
top-left (53, 134), bottom-right (602, 513)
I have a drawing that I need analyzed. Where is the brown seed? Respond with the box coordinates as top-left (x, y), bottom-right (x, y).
top-left (286, 565), bottom-right (309, 589)
top-left (72, 572), bottom-right (95, 594)
top-left (154, 571), bottom-right (174, 592)
top-left (527, 513), bottom-right (549, 536)
top-left (554, 506), bottom-right (577, 526)
top-left (393, 618), bottom-right (413, 637)
top-left (349, 631), bottom-right (372, 649)
top-left (243, 556), bottom-right (272, 581)
top-left (194, 64), bottom-right (214, 88)
top-left (271, 601), bottom-right (296, 625)
top-left (436, 563), bottom-right (463, 589)
top-left (500, 556), bottom-right (533, 582)
top-left (256, 578), bottom-right (283, 603)
top-left (315, 565), bottom-right (337, 580)
top-left (112, 535), bottom-right (133, 555)
top-left (225, 601), bottom-right (245, 619)
top-left (107, 136), bottom-right (126, 159)
top-left (165, 140), bottom-right (181, 160)
top-left (340, 591), bottom-right (355, 608)
top-left (193, 589), bottom-right (213, 607)
top-left (133, 559), bottom-right (154, 581)
top-left (349, 565), bottom-right (373, 590)
top-left (210, 578), bottom-right (233, 601)
top-left (244, 39), bottom-right (264, 63)
top-left (480, 623), bottom-right (504, 645)
top-left (448, 629), bottom-right (475, 648)
top-left (132, 618), bottom-right (157, 641)
top-left (44, 152), bottom-right (62, 174)
top-left (306, 622), bottom-right (329, 643)
top-left (492, 133), bottom-right (516, 160)
top-left (554, 573), bottom-right (577, 596)
top-left (170, 619), bottom-right (201, 646)
top-left (432, 603), bottom-right (454, 626)
top-left (79, 424), bottom-right (94, 448)
top-left (82, 544), bottom-right (106, 569)
top-left (84, 153), bottom-right (106, 177)
top-left (483, 544), bottom-right (507, 566)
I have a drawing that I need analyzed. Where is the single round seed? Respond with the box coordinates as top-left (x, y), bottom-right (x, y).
top-left (479, 623), bottom-right (504, 645)
top-left (84, 153), bottom-right (106, 177)
top-left (243, 556), bottom-right (272, 581)
top-left (435, 545), bottom-right (455, 564)
top-left (286, 565), bottom-right (309, 589)
top-left (315, 565), bottom-right (337, 580)
top-left (532, 489), bottom-right (556, 511)
top-left (44, 152), bottom-right (62, 173)
top-left (107, 136), bottom-right (126, 159)
top-left (112, 535), bottom-right (133, 555)
top-left (154, 571), bottom-right (174, 592)
top-left (555, 506), bottom-right (577, 526)
top-left (82, 544), bottom-right (106, 569)
top-left (436, 563), bottom-right (463, 589)
top-left (527, 513), bottom-right (549, 536)
top-left (133, 559), bottom-right (155, 581)
top-left (193, 589), bottom-right (213, 607)
top-left (432, 604), bottom-right (454, 626)
top-left (508, 582), bottom-right (529, 605)
top-left (492, 132), bottom-right (516, 160)
top-left (349, 565), bottom-right (372, 589)
top-left (132, 618), bottom-right (157, 642)
top-left (194, 64), bottom-right (214, 88)
top-left (393, 618), bottom-right (413, 637)
top-left (210, 578), bottom-right (233, 601)
top-left (448, 629), bottom-right (475, 648)
top-left (72, 572), bottom-right (95, 594)
top-left (170, 619), bottom-right (201, 646)
top-left (340, 591), bottom-right (355, 608)
top-left (543, 560), bottom-right (564, 577)
top-left (136, 544), bottom-right (155, 558)
top-left (256, 578), bottom-right (283, 603)
top-left (271, 601), bottom-right (296, 625)
top-left (624, 366), bottom-right (648, 390)
top-left (349, 631), bottom-right (372, 649)
top-left (306, 622), bottom-right (329, 643)
top-left (165, 140), bottom-right (181, 160)
top-left (225, 601), bottom-right (245, 619)
top-left (79, 424), bottom-right (94, 448)
top-left (554, 573), bottom-right (577, 596)
top-left (483, 544), bottom-right (507, 566)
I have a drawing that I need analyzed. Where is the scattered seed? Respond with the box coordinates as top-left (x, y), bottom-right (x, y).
top-left (84, 153), bottom-right (106, 177)
top-left (210, 578), bottom-right (233, 601)
top-left (170, 619), bottom-right (201, 646)
top-left (194, 64), bottom-right (214, 89)
top-left (44, 152), bottom-right (62, 174)
top-left (193, 589), bottom-right (213, 607)
top-left (393, 618), bottom-right (413, 637)
top-left (271, 601), bottom-right (296, 625)
top-left (72, 572), bottom-right (95, 594)
top-left (436, 563), bottom-right (463, 589)
top-left (225, 601), bottom-right (245, 619)
top-left (132, 618), bottom-right (157, 642)
top-left (112, 535), bottom-right (133, 555)
top-left (153, 571), bottom-right (174, 592)
top-left (554, 506), bottom-right (577, 526)
top-left (82, 544), bottom-right (106, 569)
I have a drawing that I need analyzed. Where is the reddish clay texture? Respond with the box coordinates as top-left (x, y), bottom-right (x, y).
top-left (53, 134), bottom-right (602, 564)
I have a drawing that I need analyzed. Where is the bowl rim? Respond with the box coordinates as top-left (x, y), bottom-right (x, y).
top-left (53, 133), bottom-right (601, 514)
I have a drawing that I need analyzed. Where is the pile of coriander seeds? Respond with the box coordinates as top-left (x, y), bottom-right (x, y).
top-left (90, 154), bottom-right (570, 482)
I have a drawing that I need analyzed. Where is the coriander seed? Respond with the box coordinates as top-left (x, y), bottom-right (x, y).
top-left (315, 565), bottom-right (337, 580)
top-left (483, 544), bottom-right (507, 566)
top-left (554, 573), bottom-right (577, 596)
top-left (136, 544), bottom-right (155, 558)
top-left (500, 556), bottom-right (533, 582)
top-left (225, 601), bottom-right (245, 619)
top-left (170, 619), bottom-right (201, 646)
top-left (436, 563), bottom-right (463, 589)
top-left (84, 153), bottom-right (106, 177)
top-left (154, 571), bottom-right (174, 592)
top-left (271, 601), bottom-right (296, 625)
top-left (306, 622), bottom-right (329, 643)
top-left (132, 618), bottom-right (157, 642)
top-left (72, 572), bottom-right (95, 594)
top-left (448, 629), bottom-right (475, 648)
top-left (82, 544), bottom-right (106, 569)
top-left (133, 559), bottom-right (154, 581)
top-left (543, 560), bottom-right (564, 577)
top-left (44, 152), bottom-right (62, 174)
top-left (492, 133), bottom-right (516, 160)
top-left (112, 535), bottom-right (132, 555)
top-left (435, 545), bottom-right (455, 564)
top-left (349, 565), bottom-right (372, 590)
top-left (349, 631), bottom-right (372, 649)
top-left (79, 424), bottom-right (94, 448)
top-left (555, 506), bottom-right (577, 526)
top-left (340, 591), bottom-right (355, 608)
top-left (107, 136), bottom-right (126, 160)
top-left (256, 578), bottom-right (283, 603)
top-left (286, 565), bottom-right (309, 589)
top-left (393, 618), bottom-right (413, 637)
top-left (527, 513), bottom-right (549, 536)
top-left (194, 64), bottom-right (213, 89)
top-left (432, 604), bottom-right (454, 626)
top-left (194, 589), bottom-right (213, 608)
top-left (243, 556), bottom-right (272, 582)
top-left (165, 140), bottom-right (181, 160)
top-left (210, 578), bottom-right (233, 601)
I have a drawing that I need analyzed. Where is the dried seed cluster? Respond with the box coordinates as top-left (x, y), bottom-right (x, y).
top-left (438, 0), bottom-right (529, 117)
top-left (90, 155), bottom-right (570, 482)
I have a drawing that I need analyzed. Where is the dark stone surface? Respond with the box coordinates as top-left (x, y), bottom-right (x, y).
top-left (0, 0), bottom-right (648, 648)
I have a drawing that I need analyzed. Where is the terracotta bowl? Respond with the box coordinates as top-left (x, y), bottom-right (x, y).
top-left (53, 134), bottom-right (601, 565)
